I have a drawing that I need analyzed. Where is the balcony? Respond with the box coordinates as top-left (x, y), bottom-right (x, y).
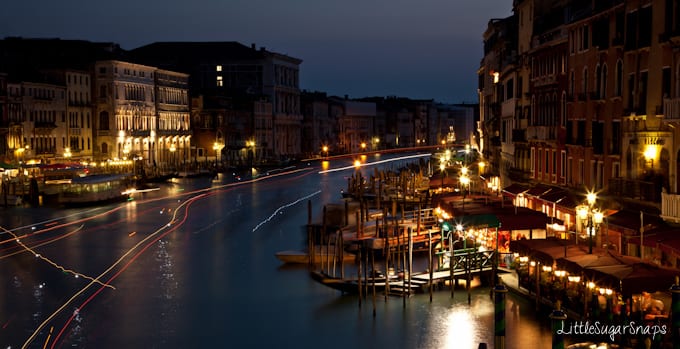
top-left (526, 126), bottom-right (556, 141)
top-left (661, 191), bottom-right (680, 223)
top-left (663, 98), bottom-right (680, 122)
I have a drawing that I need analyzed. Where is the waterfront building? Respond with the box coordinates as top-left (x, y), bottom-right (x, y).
top-left (64, 70), bottom-right (94, 161)
top-left (658, 0), bottom-right (680, 222)
top-left (17, 81), bottom-right (67, 163)
top-left (479, 16), bottom-right (515, 185)
top-left (432, 103), bottom-right (478, 148)
top-left (94, 60), bottom-right (157, 166)
top-left (301, 91), bottom-right (337, 157)
top-left (506, 0), bottom-right (535, 184)
top-left (566, 1), bottom-right (625, 193)
top-left (0, 73), bottom-right (9, 160)
top-left (154, 69), bottom-right (191, 169)
top-left (527, 2), bottom-right (568, 190)
top-left (129, 42), bottom-right (303, 161)
top-left (331, 97), bottom-right (376, 153)
top-left (93, 60), bottom-right (191, 175)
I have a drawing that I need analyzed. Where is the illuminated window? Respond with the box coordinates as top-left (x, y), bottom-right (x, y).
top-left (216, 76), bottom-right (223, 87)
top-left (216, 65), bottom-right (222, 72)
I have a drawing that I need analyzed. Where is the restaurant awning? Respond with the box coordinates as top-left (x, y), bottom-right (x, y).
top-left (584, 262), bottom-right (679, 296)
top-left (457, 213), bottom-right (500, 229)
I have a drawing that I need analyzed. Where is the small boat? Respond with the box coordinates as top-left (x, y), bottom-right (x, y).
top-left (59, 173), bottom-right (132, 206)
top-left (275, 246), bottom-right (356, 264)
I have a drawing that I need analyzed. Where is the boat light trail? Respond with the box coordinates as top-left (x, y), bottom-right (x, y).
top-left (42, 191), bottom-right (212, 349)
top-left (25, 166), bottom-right (310, 348)
top-left (0, 225), bottom-right (113, 289)
top-left (252, 190), bottom-right (321, 232)
top-left (318, 153), bottom-right (431, 174)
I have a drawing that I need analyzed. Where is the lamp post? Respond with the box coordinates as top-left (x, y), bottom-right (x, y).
top-left (169, 144), bottom-right (176, 169)
top-left (322, 145), bottom-right (329, 159)
top-left (576, 192), bottom-right (604, 254)
top-left (439, 162), bottom-right (446, 190)
top-left (246, 140), bottom-right (255, 169)
top-left (212, 142), bottom-right (220, 167)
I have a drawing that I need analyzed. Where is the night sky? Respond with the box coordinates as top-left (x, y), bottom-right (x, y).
top-left (1, 0), bottom-right (512, 103)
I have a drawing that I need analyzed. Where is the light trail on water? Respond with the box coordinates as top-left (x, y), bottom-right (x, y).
top-left (25, 167), bottom-right (315, 348)
top-left (251, 190), bottom-right (321, 232)
top-left (317, 153), bottom-right (431, 174)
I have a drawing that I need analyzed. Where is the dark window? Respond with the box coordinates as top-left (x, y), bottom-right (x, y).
top-left (577, 120), bottom-right (586, 146)
top-left (627, 74), bottom-right (635, 110)
top-left (99, 111), bottom-right (110, 130)
top-left (612, 121), bottom-right (621, 155)
top-left (662, 67), bottom-right (671, 99)
top-left (639, 6), bottom-right (652, 47)
top-left (506, 78), bottom-right (514, 100)
top-left (625, 11), bottom-right (638, 50)
top-left (640, 71), bottom-right (648, 111)
top-left (593, 18), bottom-right (609, 49)
top-left (593, 122), bottom-right (604, 154)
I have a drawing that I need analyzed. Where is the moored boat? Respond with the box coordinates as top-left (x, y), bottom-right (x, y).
top-left (59, 173), bottom-right (132, 206)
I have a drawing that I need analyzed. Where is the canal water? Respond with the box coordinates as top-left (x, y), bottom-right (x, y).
top-left (0, 154), bottom-right (554, 348)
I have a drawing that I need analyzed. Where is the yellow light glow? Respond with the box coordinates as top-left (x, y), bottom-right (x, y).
top-left (644, 145), bottom-right (657, 160)
top-left (354, 160), bottom-right (361, 168)
top-left (586, 191), bottom-right (597, 206)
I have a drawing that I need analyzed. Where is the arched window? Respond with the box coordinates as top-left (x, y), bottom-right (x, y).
top-left (561, 91), bottom-right (567, 127)
top-left (101, 142), bottom-right (108, 154)
top-left (531, 95), bottom-right (536, 125)
top-left (582, 67), bottom-right (588, 96)
top-left (602, 64), bottom-right (608, 99)
top-left (99, 111), bottom-right (109, 130)
top-left (570, 70), bottom-right (575, 97)
top-left (595, 64), bottom-right (602, 98)
top-left (616, 60), bottom-right (623, 97)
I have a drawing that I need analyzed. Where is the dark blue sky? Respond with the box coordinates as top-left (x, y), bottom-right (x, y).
top-left (1, 0), bottom-right (512, 103)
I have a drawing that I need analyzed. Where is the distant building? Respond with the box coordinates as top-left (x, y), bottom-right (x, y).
top-left (130, 42), bottom-right (303, 160)
top-left (301, 91), bottom-right (336, 157)
top-left (331, 98), bottom-right (376, 153)
top-left (93, 60), bottom-right (190, 172)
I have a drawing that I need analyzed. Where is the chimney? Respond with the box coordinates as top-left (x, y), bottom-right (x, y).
top-left (251, 43), bottom-right (256, 50)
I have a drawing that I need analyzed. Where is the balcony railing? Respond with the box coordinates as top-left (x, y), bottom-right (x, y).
top-left (663, 98), bottom-right (680, 122)
top-left (661, 191), bottom-right (680, 223)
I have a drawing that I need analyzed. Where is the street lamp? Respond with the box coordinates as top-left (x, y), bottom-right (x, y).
top-left (360, 142), bottom-right (367, 152)
top-left (322, 145), bottom-right (329, 159)
top-left (213, 142), bottom-right (221, 166)
top-left (64, 147), bottom-right (72, 159)
top-left (576, 191), bottom-right (604, 254)
top-left (460, 172), bottom-right (470, 213)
